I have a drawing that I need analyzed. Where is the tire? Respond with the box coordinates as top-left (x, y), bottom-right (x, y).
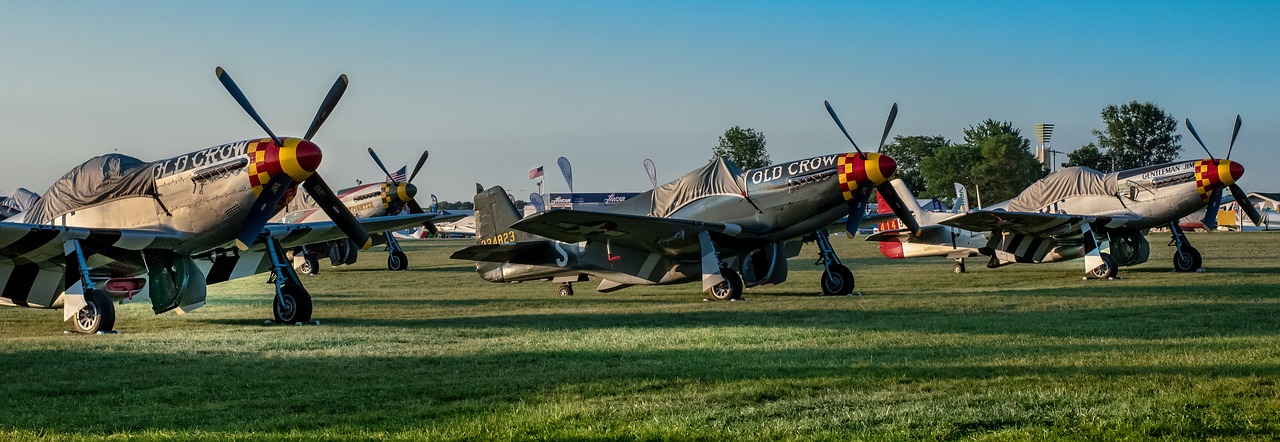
top-left (299, 256), bottom-right (319, 276)
top-left (708, 268), bottom-right (744, 300)
top-left (71, 290), bottom-right (116, 334)
top-left (387, 251), bottom-right (409, 271)
top-left (273, 283), bottom-right (313, 323)
top-left (954, 262), bottom-right (967, 274)
top-left (1090, 252), bottom-right (1118, 279)
top-left (821, 264), bottom-right (855, 296)
top-left (1173, 247), bottom-right (1202, 272)
top-left (558, 284), bottom-right (574, 297)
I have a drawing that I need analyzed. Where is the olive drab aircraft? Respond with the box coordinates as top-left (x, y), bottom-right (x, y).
top-left (868, 115), bottom-right (1262, 279)
top-left (272, 148), bottom-right (463, 274)
top-left (451, 102), bottom-right (921, 299)
top-left (0, 67), bottom-right (434, 334)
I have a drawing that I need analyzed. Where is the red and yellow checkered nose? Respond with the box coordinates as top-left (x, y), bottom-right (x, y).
top-left (246, 138), bottom-right (323, 196)
top-left (1193, 159), bottom-right (1245, 202)
top-left (836, 152), bottom-right (897, 201)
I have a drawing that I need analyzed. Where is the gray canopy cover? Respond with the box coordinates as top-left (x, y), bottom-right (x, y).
top-left (611, 157), bottom-right (747, 218)
top-left (24, 154), bottom-right (160, 224)
top-left (1007, 166), bottom-right (1118, 212)
top-left (0, 188), bottom-right (41, 218)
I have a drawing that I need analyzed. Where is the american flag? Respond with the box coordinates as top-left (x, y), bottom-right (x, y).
top-left (388, 166), bottom-right (407, 182)
top-left (529, 166), bottom-right (544, 180)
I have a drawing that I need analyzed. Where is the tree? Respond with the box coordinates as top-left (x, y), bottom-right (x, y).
top-left (1093, 101), bottom-right (1182, 170)
top-left (971, 133), bottom-right (1044, 203)
top-left (880, 135), bottom-right (949, 195)
top-left (920, 143), bottom-right (982, 202)
top-left (713, 126), bottom-right (770, 169)
top-left (1065, 143), bottom-right (1111, 171)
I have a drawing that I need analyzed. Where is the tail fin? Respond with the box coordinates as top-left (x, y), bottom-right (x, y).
top-left (876, 179), bottom-right (925, 231)
top-left (474, 185), bottom-right (524, 244)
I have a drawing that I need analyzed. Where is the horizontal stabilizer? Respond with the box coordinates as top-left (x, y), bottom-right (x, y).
top-left (450, 240), bottom-right (561, 265)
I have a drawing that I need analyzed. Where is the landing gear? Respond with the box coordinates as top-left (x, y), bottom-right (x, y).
top-left (299, 255), bottom-right (319, 276)
top-left (558, 283), bottom-right (574, 297)
top-left (385, 232), bottom-right (409, 271)
top-left (72, 290), bottom-right (116, 334)
top-left (1168, 222), bottom-right (1202, 272)
top-left (814, 229), bottom-right (855, 295)
top-left (267, 238), bottom-right (314, 323)
top-left (954, 258), bottom-right (967, 274)
top-left (707, 267), bottom-right (744, 300)
top-left (1089, 252), bottom-right (1118, 279)
top-left (64, 238), bottom-right (117, 334)
top-left (820, 265), bottom-right (854, 296)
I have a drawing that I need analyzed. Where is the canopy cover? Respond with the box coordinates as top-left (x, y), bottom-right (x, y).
top-left (610, 157), bottom-right (747, 218)
top-left (24, 154), bottom-right (160, 224)
top-left (1007, 166), bottom-right (1118, 212)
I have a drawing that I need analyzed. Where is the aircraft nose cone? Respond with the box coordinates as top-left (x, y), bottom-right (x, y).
top-left (278, 139), bottom-right (322, 182)
top-left (400, 183), bottom-right (418, 203)
top-left (1228, 160), bottom-right (1244, 184)
top-left (878, 154), bottom-right (898, 183)
top-left (293, 140), bottom-right (322, 175)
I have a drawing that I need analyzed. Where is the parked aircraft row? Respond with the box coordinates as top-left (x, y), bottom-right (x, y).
top-left (0, 68), bottom-right (1265, 335)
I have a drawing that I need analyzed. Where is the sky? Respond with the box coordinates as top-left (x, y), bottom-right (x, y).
top-left (2, 1), bottom-right (1278, 203)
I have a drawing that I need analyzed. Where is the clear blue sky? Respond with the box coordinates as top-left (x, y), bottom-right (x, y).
top-left (2, 1), bottom-right (1277, 202)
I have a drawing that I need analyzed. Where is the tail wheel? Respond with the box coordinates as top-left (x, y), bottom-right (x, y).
top-left (558, 284), bottom-right (574, 297)
top-left (821, 264), bottom-right (855, 296)
top-left (1090, 252), bottom-right (1119, 279)
top-left (388, 251), bottom-right (409, 271)
top-left (71, 290), bottom-right (116, 334)
top-left (1173, 247), bottom-right (1202, 272)
top-left (299, 256), bottom-right (319, 275)
top-left (707, 268), bottom-right (744, 301)
top-left (273, 283), bottom-right (313, 323)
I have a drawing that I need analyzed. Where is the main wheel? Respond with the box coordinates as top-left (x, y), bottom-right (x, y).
top-left (273, 284), bottom-right (313, 323)
top-left (558, 284), bottom-right (574, 297)
top-left (954, 261), bottom-right (967, 274)
top-left (71, 290), bottom-right (116, 334)
top-left (1173, 246), bottom-right (1202, 272)
top-left (1089, 252), bottom-right (1118, 279)
top-left (707, 268), bottom-right (744, 300)
top-left (299, 256), bottom-right (319, 275)
top-left (821, 264), bottom-right (855, 296)
top-left (387, 250), bottom-right (409, 271)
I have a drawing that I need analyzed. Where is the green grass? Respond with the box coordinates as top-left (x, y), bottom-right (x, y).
top-left (2, 232), bottom-right (1279, 441)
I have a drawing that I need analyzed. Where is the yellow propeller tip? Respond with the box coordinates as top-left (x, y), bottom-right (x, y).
top-left (235, 239), bottom-right (249, 251)
top-left (361, 239), bottom-right (373, 250)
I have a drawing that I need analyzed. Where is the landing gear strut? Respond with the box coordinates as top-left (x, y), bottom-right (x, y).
top-left (64, 238), bottom-right (116, 334)
top-left (267, 238), bottom-right (313, 323)
top-left (1168, 222), bottom-right (1202, 272)
top-left (385, 232), bottom-right (409, 271)
top-left (814, 230), bottom-right (855, 296)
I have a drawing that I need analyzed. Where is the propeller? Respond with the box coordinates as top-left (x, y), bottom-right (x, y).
top-left (1185, 115), bottom-right (1261, 227)
top-left (368, 147), bottom-right (438, 233)
top-left (824, 101), bottom-right (920, 237)
top-left (216, 67), bottom-right (370, 250)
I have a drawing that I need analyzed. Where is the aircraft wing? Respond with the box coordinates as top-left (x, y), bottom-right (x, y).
top-left (0, 222), bottom-right (186, 308)
top-left (431, 212), bottom-right (467, 224)
top-left (265, 213), bottom-right (439, 249)
top-left (939, 210), bottom-right (1137, 237)
top-left (864, 224), bottom-right (944, 241)
top-left (510, 209), bottom-right (750, 255)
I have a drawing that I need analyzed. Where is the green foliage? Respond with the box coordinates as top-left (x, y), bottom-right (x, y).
top-left (1066, 142), bottom-right (1111, 171)
top-left (3, 233), bottom-right (1280, 439)
top-left (920, 143), bottom-right (981, 201)
top-left (713, 126), bottom-right (771, 169)
top-left (436, 201), bottom-right (474, 210)
top-left (880, 135), bottom-right (949, 195)
top-left (1093, 101), bottom-right (1182, 170)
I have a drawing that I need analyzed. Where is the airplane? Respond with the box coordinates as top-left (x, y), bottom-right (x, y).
top-left (0, 67), bottom-right (433, 333)
top-left (451, 101), bottom-right (921, 299)
top-left (867, 115), bottom-right (1263, 278)
top-left (271, 148), bottom-right (462, 274)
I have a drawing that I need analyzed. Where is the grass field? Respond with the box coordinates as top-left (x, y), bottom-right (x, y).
top-left (2, 231), bottom-right (1279, 440)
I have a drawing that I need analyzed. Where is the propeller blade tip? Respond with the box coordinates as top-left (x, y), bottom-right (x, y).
top-left (215, 66), bottom-right (225, 76)
top-left (235, 239), bottom-right (249, 251)
top-left (361, 238), bottom-right (373, 250)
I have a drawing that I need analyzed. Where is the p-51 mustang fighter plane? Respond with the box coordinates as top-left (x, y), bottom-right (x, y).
top-left (451, 102), bottom-right (921, 299)
top-left (0, 67), bottom-right (433, 333)
top-left (869, 116), bottom-right (1262, 278)
top-left (273, 148), bottom-right (462, 274)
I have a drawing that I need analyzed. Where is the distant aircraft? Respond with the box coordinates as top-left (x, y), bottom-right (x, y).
top-left (272, 148), bottom-right (462, 273)
top-left (0, 67), bottom-right (432, 333)
top-left (866, 179), bottom-right (984, 273)
top-left (870, 116), bottom-right (1262, 278)
top-left (451, 102), bottom-right (920, 299)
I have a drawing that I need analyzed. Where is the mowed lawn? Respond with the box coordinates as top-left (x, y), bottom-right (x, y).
top-left (2, 231), bottom-right (1279, 440)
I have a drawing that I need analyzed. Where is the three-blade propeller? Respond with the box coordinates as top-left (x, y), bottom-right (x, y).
top-left (1185, 116), bottom-right (1261, 227)
top-left (824, 101), bottom-right (920, 237)
top-left (217, 67), bottom-right (372, 250)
